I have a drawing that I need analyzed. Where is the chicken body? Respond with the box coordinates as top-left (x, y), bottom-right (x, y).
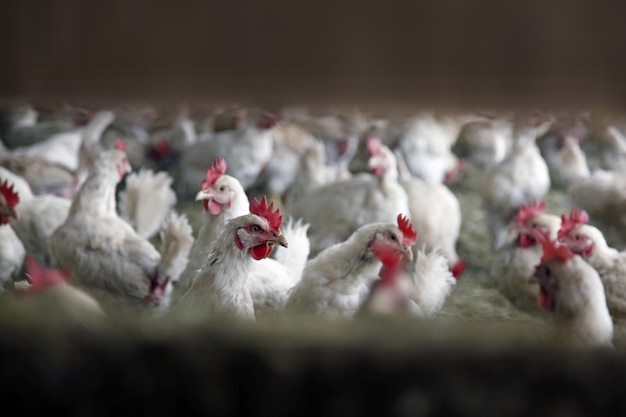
top-left (481, 115), bottom-right (553, 250)
top-left (288, 140), bottom-right (410, 257)
top-left (285, 222), bottom-right (413, 319)
top-left (490, 211), bottom-right (561, 315)
top-left (534, 240), bottom-right (613, 349)
top-left (560, 223), bottom-right (626, 317)
top-left (50, 149), bottom-right (190, 313)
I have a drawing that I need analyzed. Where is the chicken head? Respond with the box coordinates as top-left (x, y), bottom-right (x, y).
top-left (234, 196), bottom-right (288, 260)
top-left (0, 178), bottom-right (19, 224)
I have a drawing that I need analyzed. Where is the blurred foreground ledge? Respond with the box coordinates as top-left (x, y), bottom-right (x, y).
top-left (1, 0), bottom-right (626, 111)
top-left (1, 314), bottom-right (626, 416)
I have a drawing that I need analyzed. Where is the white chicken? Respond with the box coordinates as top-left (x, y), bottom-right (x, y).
top-left (288, 137), bottom-right (410, 258)
top-left (395, 150), bottom-right (465, 277)
top-left (0, 166), bottom-right (70, 267)
top-left (177, 107), bottom-right (278, 196)
top-left (0, 178), bottom-right (25, 292)
top-left (282, 138), bottom-right (352, 213)
top-left (558, 209), bottom-right (626, 318)
top-left (395, 111), bottom-right (475, 184)
top-left (568, 169), bottom-right (626, 249)
top-left (176, 197), bottom-right (289, 321)
top-left (480, 113), bottom-right (553, 250)
top-left (0, 103), bottom-right (77, 149)
top-left (452, 115), bottom-right (513, 172)
top-left (50, 147), bottom-right (193, 313)
top-left (174, 158), bottom-right (310, 315)
top-left (285, 214), bottom-right (415, 319)
top-left (490, 200), bottom-right (561, 315)
top-left (532, 229), bottom-right (613, 349)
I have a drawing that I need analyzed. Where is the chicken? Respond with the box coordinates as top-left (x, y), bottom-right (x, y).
top-left (395, 111), bottom-right (476, 184)
top-left (490, 200), bottom-right (561, 315)
top-left (0, 154), bottom-right (76, 198)
top-left (76, 110), bottom-right (117, 186)
top-left (557, 209), bottom-right (626, 317)
top-left (174, 157), bottom-right (251, 293)
top-left (567, 169), bottom-right (626, 249)
top-left (288, 137), bottom-right (410, 258)
top-left (532, 229), bottom-right (613, 349)
top-left (0, 103), bottom-right (77, 149)
top-left (452, 115), bottom-right (513, 172)
top-left (50, 148), bottom-right (193, 313)
top-left (177, 107), bottom-right (278, 197)
top-left (480, 113), bottom-right (553, 250)
top-left (14, 255), bottom-right (104, 315)
top-left (282, 138), bottom-right (352, 213)
top-left (0, 167), bottom-right (70, 267)
top-left (173, 158), bottom-right (310, 315)
top-left (176, 197), bottom-right (288, 321)
top-left (285, 214), bottom-right (415, 319)
top-left (144, 109), bottom-right (197, 172)
top-left (395, 149), bottom-right (465, 277)
top-left (0, 178), bottom-right (25, 292)
top-left (537, 116), bottom-right (590, 189)
top-left (117, 168), bottom-right (178, 240)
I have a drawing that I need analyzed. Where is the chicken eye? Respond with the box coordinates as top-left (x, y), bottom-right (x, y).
top-left (219, 186), bottom-right (226, 192)
top-left (575, 235), bottom-right (580, 241)
top-left (251, 225), bottom-right (261, 233)
top-left (389, 233), bottom-right (397, 241)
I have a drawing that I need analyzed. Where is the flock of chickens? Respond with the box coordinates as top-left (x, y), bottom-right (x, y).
top-left (1, 102), bottom-right (626, 350)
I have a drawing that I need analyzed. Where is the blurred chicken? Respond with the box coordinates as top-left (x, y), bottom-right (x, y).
top-left (176, 197), bottom-right (288, 321)
top-left (395, 111), bottom-right (478, 184)
top-left (282, 138), bottom-right (352, 213)
top-left (144, 107), bottom-right (197, 172)
top-left (0, 167), bottom-right (70, 267)
top-left (76, 110), bottom-right (117, 187)
top-left (0, 103), bottom-right (78, 149)
top-left (285, 214), bottom-right (415, 319)
top-left (288, 137), bottom-right (410, 257)
top-left (0, 177), bottom-right (25, 292)
top-left (177, 107), bottom-right (278, 196)
top-left (490, 200), bottom-right (561, 315)
top-left (5, 255), bottom-right (105, 321)
top-left (568, 169), bottom-right (626, 249)
top-left (50, 148), bottom-right (193, 313)
top-left (395, 149), bottom-right (465, 277)
top-left (558, 209), bottom-right (626, 318)
top-left (481, 113), bottom-right (553, 250)
top-left (174, 159), bottom-right (310, 314)
top-left (453, 114), bottom-right (513, 172)
top-left (117, 168), bottom-right (177, 240)
top-left (532, 229), bottom-right (613, 349)
top-left (537, 115), bottom-right (590, 189)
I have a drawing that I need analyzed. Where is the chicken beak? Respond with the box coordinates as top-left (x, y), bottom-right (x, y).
top-left (0, 206), bottom-right (18, 219)
top-left (404, 246), bottom-right (414, 262)
top-left (195, 188), bottom-right (215, 201)
top-left (270, 234), bottom-right (288, 248)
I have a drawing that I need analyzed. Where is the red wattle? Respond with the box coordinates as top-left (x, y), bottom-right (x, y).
top-left (250, 244), bottom-right (273, 260)
top-left (208, 199), bottom-right (223, 215)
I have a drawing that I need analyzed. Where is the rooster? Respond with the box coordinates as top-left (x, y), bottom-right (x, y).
top-left (50, 147), bottom-right (193, 313)
top-left (532, 229), bottom-right (613, 349)
top-left (0, 167), bottom-right (71, 267)
top-left (285, 214), bottom-right (415, 319)
top-left (395, 150), bottom-right (465, 278)
top-left (557, 209), bottom-right (626, 317)
top-left (288, 137), bottom-right (410, 258)
top-left (481, 113), bottom-right (553, 250)
top-left (176, 196), bottom-right (288, 321)
top-left (0, 178), bottom-right (25, 292)
top-left (174, 158), bottom-right (310, 315)
top-left (490, 200), bottom-right (561, 315)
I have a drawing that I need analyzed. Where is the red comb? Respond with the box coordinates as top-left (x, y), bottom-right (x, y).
top-left (397, 214), bottom-right (417, 246)
top-left (250, 196), bottom-right (283, 233)
top-left (114, 138), bottom-right (127, 151)
top-left (557, 208), bottom-right (589, 240)
top-left (0, 179), bottom-right (19, 207)
top-left (515, 200), bottom-right (547, 226)
top-left (201, 157), bottom-right (228, 189)
top-left (533, 228), bottom-right (574, 264)
top-left (366, 137), bottom-right (382, 156)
